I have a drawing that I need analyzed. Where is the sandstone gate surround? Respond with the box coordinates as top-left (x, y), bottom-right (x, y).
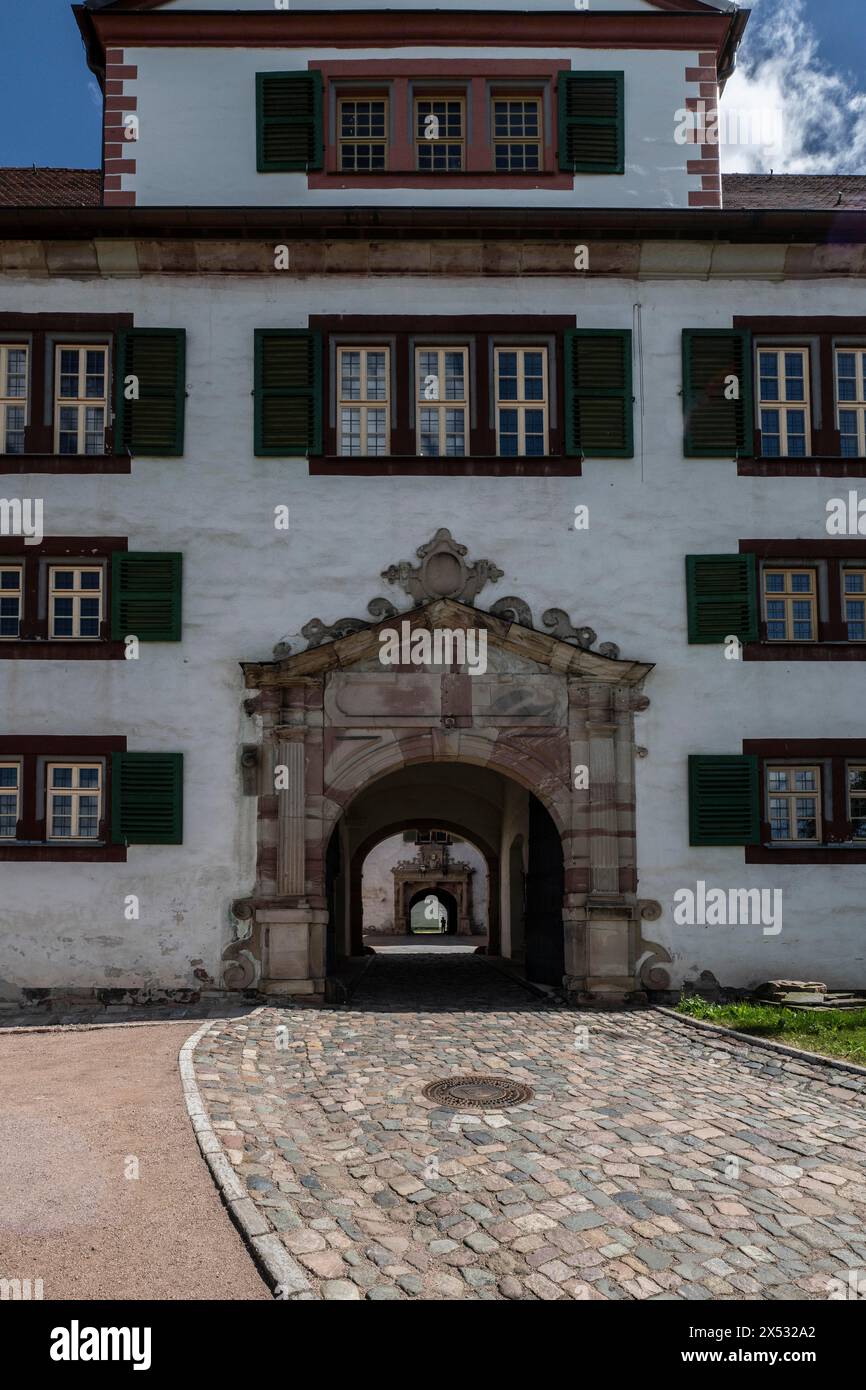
top-left (224, 530), bottom-right (668, 1004)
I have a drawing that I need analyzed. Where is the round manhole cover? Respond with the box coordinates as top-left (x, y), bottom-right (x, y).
top-left (422, 1074), bottom-right (534, 1111)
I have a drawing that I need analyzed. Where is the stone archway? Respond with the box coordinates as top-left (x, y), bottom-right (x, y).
top-left (407, 887), bottom-right (457, 935)
top-left (225, 529), bottom-right (670, 1004)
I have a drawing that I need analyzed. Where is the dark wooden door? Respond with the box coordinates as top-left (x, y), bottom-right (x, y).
top-left (524, 794), bottom-right (565, 986)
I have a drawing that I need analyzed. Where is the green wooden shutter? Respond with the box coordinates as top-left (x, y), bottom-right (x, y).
top-left (110, 552), bottom-right (182, 642)
top-left (115, 329), bottom-right (186, 457)
top-left (685, 554), bottom-right (757, 644)
top-left (558, 71), bottom-right (624, 174)
top-left (689, 754), bottom-right (759, 846)
top-left (682, 329), bottom-right (753, 457)
top-left (111, 752), bottom-right (183, 845)
top-left (256, 71), bottom-right (323, 172)
top-left (564, 329), bottom-right (633, 457)
top-left (254, 330), bottom-right (322, 456)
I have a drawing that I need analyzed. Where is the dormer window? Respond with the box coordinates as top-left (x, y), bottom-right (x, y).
top-left (415, 97), bottom-right (465, 172)
top-left (492, 96), bottom-right (543, 172)
top-left (338, 97), bottom-right (388, 172)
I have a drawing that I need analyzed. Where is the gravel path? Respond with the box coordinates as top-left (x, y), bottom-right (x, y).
top-left (0, 1023), bottom-right (270, 1300)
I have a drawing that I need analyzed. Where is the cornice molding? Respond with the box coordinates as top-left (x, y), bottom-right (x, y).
top-left (3, 207), bottom-right (865, 250)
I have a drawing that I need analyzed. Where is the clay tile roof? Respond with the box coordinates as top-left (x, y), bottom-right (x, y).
top-left (0, 168), bottom-right (102, 208)
top-left (722, 174), bottom-right (866, 211)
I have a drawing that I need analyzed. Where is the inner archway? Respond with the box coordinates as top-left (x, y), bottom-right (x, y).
top-left (325, 758), bottom-right (566, 990)
top-left (408, 887), bottom-right (458, 935)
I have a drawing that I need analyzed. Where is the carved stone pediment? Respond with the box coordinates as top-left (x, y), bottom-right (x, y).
top-left (266, 528), bottom-right (637, 670)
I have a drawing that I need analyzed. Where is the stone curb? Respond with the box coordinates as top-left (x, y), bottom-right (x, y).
top-left (655, 1005), bottom-right (866, 1079)
top-left (178, 1010), bottom-right (314, 1302)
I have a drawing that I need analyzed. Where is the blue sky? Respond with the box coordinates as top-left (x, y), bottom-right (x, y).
top-left (0, 0), bottom-right (864, 171)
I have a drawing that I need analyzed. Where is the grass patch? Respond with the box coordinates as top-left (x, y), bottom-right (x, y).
top-left (676, 997), bottom-right (866, 1065)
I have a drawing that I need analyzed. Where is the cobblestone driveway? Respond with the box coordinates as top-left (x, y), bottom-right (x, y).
top-left (192, 952), bottom-right (866, 1301)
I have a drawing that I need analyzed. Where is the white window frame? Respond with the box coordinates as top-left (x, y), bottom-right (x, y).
top-left (766, 763), bottom-right (822, 844)
top-left (46, 762), bottom-right (103, 841)
top-left (338, 96), bottom-right (389, 173)
top-left (337, 346), bottom-right (391, 457)
top-left (494, 345), bottom-right (549, 457)
top-left (415, 346), bottom-right (469, 457)
top-left (761, 566), bottom-right (818, 643)
top-left (0, 761), bottom-right (20, 839)
top-left (48, 565), bottom-right (104, 640)
top-left (0, 563), bottom-right (23, 640)
top-left (843, 567), bottom-right (866, 642)
top-left (835, 346), bottom-right (866, 457)
top-left (848, 764), bottom-right (866, 841)
top-left (758, 346), bottom-right (812, 457)
top-left (491, 95), bottom-right (543, 172)
top-left (0, 343), bottom-right (28, 455)
top-left (53, 344), bottom-right (108, 456)
top-left (415, 96), bottom-right (466, 172)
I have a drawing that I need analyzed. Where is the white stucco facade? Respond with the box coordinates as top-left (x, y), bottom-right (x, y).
top-left (123, 44), bottom-right (704, 209)
top-left (0, 263), bottom-right (863, 999)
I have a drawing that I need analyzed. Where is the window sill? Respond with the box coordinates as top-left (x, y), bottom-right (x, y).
top-left (309, 455), bottom-right (580, 477)
top-left (0, 454), bottom-right (131, 475)
top-left (745, 843), bottom-right (866, 864)
top-left (0, 843), bottom-right (126, 862)
top-left (308, 170), bottom-right (574, 191)
top-left (743, 642), bottom-right (866, 662)
top-left (0, 642), bottom-right (127, 660)
top-left (738, 456), bottom-right (866, 477)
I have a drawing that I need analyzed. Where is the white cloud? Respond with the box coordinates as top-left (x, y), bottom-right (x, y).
top-left (87, 81), bottom-right (102, 109)
top-left (720, 0), bottom-right (866, 173)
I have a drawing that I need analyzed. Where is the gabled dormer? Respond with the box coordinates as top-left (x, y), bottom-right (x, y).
top-left (75, 0), bottom-right (748, 209)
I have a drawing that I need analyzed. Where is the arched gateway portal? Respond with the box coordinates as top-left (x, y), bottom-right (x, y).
top-left (224, 529), bottom-right (669, 1005)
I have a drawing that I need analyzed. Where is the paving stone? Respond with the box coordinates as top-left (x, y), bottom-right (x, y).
top-left (322, 1280), bottom-right (361, 1301)
top-left (297, 1249), bottom-right (347, 1279)
top-left (191, 951), bottom-right (866, 1304)
top-left (464, 1231), bottom-right (499, 1254)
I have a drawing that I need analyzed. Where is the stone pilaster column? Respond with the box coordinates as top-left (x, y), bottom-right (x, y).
top-left (276, 737), bottom-right (305, 897)
top-left (586, 718), bottom-right (620, 896)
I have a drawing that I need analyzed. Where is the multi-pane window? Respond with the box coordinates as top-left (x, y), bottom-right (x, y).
top-left (762, 568), bottom-right (817, 641)
top-left (416, 348), bottom-right (468, 457)
top-left (338, 98), bottom-right (388, 172)
top-left (495, 348), bottom-right (548, 456)
top-left (492, 98), bottom-right (542, 172)
top-left (47, 763), bottom-right (102, 840)
top-left (0, 763), bottom-right (19, 838)
top-left (54, 346), bottom-right (108, 455)
top-left (758, 348), bottom-right (810, 457)
top-left (767, 765), bottom-right (821, 842)
top-left (0, 344), bottom-right (28, 454)
top-left (49, 566), bottom-right (103, 639)
top-left (0, 566), bottom-right (23, 639)
top-left (843, 569), bottom-right (866, 641)
top-left (836, 348), bottom-right (866, 458)
top-left (415, 98), bottom-right (465, 171)
top-left (338, 347), bottom-right (390, 456)
top-left (849, 766), bottom-right (866, 839)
